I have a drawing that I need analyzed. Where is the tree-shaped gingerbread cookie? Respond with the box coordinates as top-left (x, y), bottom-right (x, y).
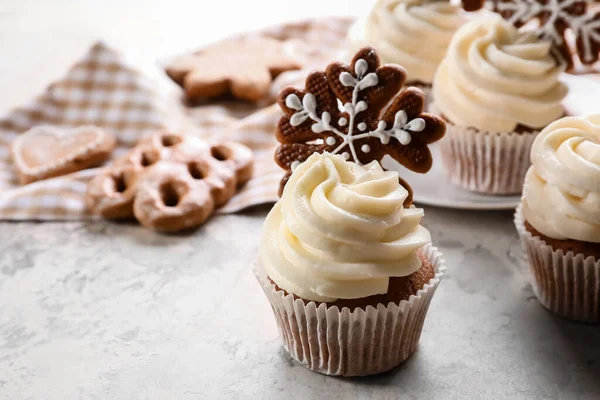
top-left (274, 47), bottom-right (446, 204)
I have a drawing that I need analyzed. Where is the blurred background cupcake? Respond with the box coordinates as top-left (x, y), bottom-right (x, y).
top-left (347, 0), bottom-right (467, 105)
top-left (255, 153), bottom-right (446, 376)
top-left (515, 114), bottom-right (600, 322)
top-left (432, 16), bottom-right (568, 194)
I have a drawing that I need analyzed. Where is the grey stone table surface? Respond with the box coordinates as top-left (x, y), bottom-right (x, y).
top-left (1, 206), bottom-right (599, 400)
top-left (2, 1), bottom-right (599, 399)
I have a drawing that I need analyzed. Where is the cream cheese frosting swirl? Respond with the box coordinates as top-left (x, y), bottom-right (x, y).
top-left (348, 0), bottom-right (465, 84)
top-left (259, 153), bottom-right (431, 302)
top-left (522, 115), bottom-right (600, 243)
top-left (433, 17), bottom-right (567, 132)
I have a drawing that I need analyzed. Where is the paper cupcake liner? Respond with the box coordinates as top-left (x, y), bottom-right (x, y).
top-left (254, 245), bottom-right (446, 376)
top-left (514, 206), bottom-right (600, 323)
top-left (439, 124), bottom-right (538, 194)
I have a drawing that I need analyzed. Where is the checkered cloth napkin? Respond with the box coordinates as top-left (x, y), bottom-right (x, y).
top-left (0, 17), bottom-right (352, 220)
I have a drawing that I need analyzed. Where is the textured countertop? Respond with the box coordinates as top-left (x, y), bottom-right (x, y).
top-left (1, 207), bottom-right (599, 399)
top-left (1, 1), bottom-right (599, 399)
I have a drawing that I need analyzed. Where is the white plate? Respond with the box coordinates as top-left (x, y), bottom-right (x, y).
top-left (385, 74), bottom-right (600, 211)
top-left (386, 145), bottom-right (521, 210)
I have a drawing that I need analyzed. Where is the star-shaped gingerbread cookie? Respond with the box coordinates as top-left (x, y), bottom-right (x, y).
top-left (166, 36), bottom-right (302, 102)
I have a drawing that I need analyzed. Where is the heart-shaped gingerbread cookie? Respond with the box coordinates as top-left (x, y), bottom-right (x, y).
top-left (12, 125), bottom-right (116, 184)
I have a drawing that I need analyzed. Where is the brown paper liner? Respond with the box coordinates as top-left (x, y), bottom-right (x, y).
top-left (439, 123), bottom-right (538, 194)
top-left (254, 244), bottom-right (446, 376)
top-left (515, 206), bottom-right (600, 323)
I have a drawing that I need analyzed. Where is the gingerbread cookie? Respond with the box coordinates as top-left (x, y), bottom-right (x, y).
top-left (461, 0), bottom-right (485, 11)
top-left (274, 47), bottom-right (446, 204)
top-left (85, 132), bottom-right (253, 232)
top-left (166, 36), bottom-right (302, 102)
top-left (463, 0), bottom-right (600, 68)
top-left (11, 125), bottom-right (115, 185)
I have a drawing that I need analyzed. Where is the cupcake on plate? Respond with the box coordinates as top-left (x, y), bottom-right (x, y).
top-left (348, 0), bottom-right (467, 101)
top-left (515, 114), bottom-right (600, 323)
top-left (255, 153), bottom-right (446, 376)
top-left (256, 47), bottom-right (447, 376)
top-left (432, 16), bottom-right (568, 194)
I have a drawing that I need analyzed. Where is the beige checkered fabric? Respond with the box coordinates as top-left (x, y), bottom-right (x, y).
top-left (0, 17), bottom-right (353, 220)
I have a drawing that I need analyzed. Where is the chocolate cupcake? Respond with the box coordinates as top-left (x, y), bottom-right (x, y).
top-left (432, 16), bottom-right (568, 194)
top-left (256, 46), bottom-right (447, 376)
top-left (515, 115), bottom-right (600, 322)
top-left (255, 153), bottom-right (446, 376)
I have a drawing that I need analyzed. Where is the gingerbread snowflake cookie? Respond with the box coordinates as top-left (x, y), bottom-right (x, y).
top-left (86, 132), bottom-right (253, 232)
top-left (274, 47), bottom-right (446, 203)
top-left (166, 36), bottom-right (302, 102)
top-left (463, 0), bottom-right (600, 68)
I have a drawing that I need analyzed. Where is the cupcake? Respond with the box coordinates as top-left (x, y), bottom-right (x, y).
top-left (432, 16), bottom-right (568, 194)
top-left (257, 46), bottom-right (447, 375)
top-left (348, 0), bottom-right (466, 100)
top-left (515, 114), bottom-right (600, 322)
top-left (255, 153), bottom-right (446, 376)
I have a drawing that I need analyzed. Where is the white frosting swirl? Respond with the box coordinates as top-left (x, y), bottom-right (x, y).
top-left (433, 17), bottom-right (567, 132)
top-left (348, 0), bottom-right (465, 84)
top-left (259, 153), bottom-right (431, 302)
top-left (522, 115), bottom-right (600, 243)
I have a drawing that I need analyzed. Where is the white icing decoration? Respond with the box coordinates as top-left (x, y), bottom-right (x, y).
top-left (340, 72), bottom-right (357, 87)
top-left (288, 93), bottom-right (317, 127)
top-left (405, 118), bottom-right (426, 132)
top-left (284, 58), bottom-right (427, 164)
top-left (290, 113), bottom-right (307, 127)
top-left (355, 101), bottom-right (368, 113)
top-left (356, 73), bottom-right (379, 91)
top-left (494, 0), bottom-right (600, 63)
top-left (355, 59), bottom-right (368, 77)
top-left (291, 161), bottom-right (301, 171)
top-left (285, 93), bottom-right (303, 110)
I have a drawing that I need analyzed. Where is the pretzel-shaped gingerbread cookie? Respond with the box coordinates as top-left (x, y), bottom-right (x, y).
top-left (274, 47), bottom-right (446, 204)
top-left (85, 132), bottom-right (253, 232)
